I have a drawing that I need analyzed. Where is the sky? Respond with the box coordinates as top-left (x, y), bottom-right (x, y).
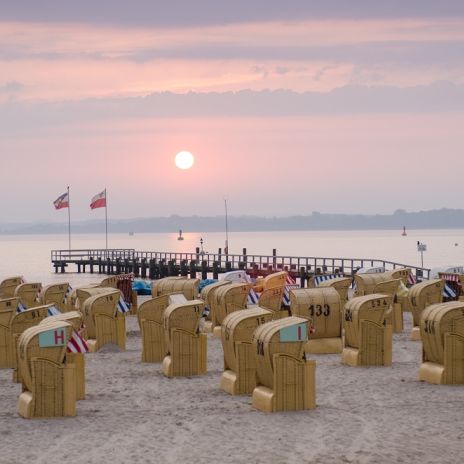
top-left (1, 1), bottom-right (464, 223)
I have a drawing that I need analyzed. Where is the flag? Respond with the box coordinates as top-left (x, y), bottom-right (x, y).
top-left (53, 192), bottom-right (69, 210)
top-left (90, 190), bottom-right (106, 209)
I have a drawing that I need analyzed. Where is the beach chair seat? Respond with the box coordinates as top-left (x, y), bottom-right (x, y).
top-left (0, 277), bottom-right (24, 299)
top-left (82, 289), bottom-right (125, 352)
top-left (40, 282), bottom-right (70, 312)
top-left (290, 287), bottom-right (342, 353)
top-left (408, 280), bottom-right (444, 340)
top-left (0, 297), bottom-right (20, 368)
top-left (14, 282), bottom-right (42, 308)
top-left (10, 305), bottom-right (51, 381)
top-left (162, 299), bottom-right (207, 377)
top-left (419, 301), bottom-right (464, 384)
top-left (39, 311), bottom-right (86, 399)
top-left (342, 294), bottom-right (392, 367)
top-left (200, 280), bottom-right (231, 332)
top-left (152, 277), bottom-right (200, 300)
top-left (138, 294), bottom-right (186, 363)
top-left (251, 317), bottom-right (315, 412)
top-left (17, 321), bottom-right (76, 418)
top-left (211, 283), bottom-right (251, 338)
top-left (220, 307), bottom-right (273, 395)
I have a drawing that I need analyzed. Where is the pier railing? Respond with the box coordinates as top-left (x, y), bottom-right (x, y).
top-left (50, 248), bottom-right (431, 280)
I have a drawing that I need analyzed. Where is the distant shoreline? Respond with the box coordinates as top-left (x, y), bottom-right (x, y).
top-left (1, 208), bottom-right (464, 235)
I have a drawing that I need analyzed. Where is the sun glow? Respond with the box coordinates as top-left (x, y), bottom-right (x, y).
top-left (175, 151), bottom-right (195, 169)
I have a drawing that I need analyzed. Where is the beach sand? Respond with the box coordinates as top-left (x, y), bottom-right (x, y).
top-left (1, 310), bottom-right (464, 464)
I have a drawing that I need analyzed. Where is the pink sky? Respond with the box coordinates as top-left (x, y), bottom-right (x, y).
top-left (0, 3), bottom-right (463, 222)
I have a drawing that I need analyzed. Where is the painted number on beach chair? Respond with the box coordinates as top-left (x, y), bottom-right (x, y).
top-left (255, 316), bottom-right (267, 325)
top-left (370, 299), bottom-right (388, 309)
top-left (308, 304), bottom-right (330, 317)
top-left (345, 309), bottom-right (353, 322)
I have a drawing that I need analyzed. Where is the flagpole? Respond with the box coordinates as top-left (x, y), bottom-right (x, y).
top-left (105, 188), bottom-right (108, 252)
top-left (67, 186), bottom-right (71, 252)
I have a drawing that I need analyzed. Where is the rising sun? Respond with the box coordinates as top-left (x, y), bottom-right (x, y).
top-left (175, 151), bottom-right (195, 170)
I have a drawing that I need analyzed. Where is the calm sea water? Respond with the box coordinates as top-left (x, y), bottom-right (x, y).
top-left (1, 229), bottom-right (463, 287)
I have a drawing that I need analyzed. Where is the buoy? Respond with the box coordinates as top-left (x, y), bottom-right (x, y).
top-left (401, 226), bottom-right (407, 236)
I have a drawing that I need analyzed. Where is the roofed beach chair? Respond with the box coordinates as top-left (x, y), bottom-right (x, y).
top-left (253, 271), bottom-right (287, 293)
top-left (342, 294), bottom-right (393, 367)
top-left (10, 305), bottom-right (51, 382)
top-left (0, 297), bottom-right (20, 368)
top-left (0, 276), bottom-right (24, 299)
top-left (419, 301), bottom-right (464, 384)
top-left (200, 280), bottom-right (231, 333)
top-left (39, 311), bottom-right (87, 399)
top-left (220, 307), bottom-right (273, 395)
top-left (211, 282), bottom-right (251, 338)
top-left (162, 299), bottom-right (207, 377)
top-left (14, 282), bottom-right (42, 308)
top-left (290, 287), bottom-right (342, 354)
top-left (152, 277), bottom-right (200, 300)
top-left (81, 289), bottom-right (125, 352)
top-left (408, 279), bottom-right (444, 341)
top-left (317, 276), bottom-right (353, 308)
top-left (40, 282), bottom-right (70, 312)
top-left (138, 294), bottom-right (186, 363)
top-left (17, 321), bottom-right (76, 418)
top-left (373, 279), bottom-right (402, 333)
top-left (251, 317), bottom-right (315, 412)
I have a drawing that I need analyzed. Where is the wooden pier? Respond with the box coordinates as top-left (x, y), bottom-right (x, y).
top-left (50, 248), bottom-right (431, 283)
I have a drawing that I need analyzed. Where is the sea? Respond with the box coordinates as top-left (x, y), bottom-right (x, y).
top-left (1, 229), bottom-right (464, 287)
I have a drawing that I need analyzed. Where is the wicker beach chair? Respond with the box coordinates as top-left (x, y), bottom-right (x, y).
top-left (0, 297), bottom-right (20, 368)
top-left (373, 279), bottom-right (402, 332)
top-left (200, 280), bottom-right (231, 333)
top-left (0, 277), bottom-right (24, 299)
top-left (251, 317), bottom-right (315, 412)
top-left (253, 271), bottom-right (287, 293)
top-left (17, 321), bottom-right (76, 418)
top-left (220, 307), bottom-right (273, 395)
top-left (290, 287), bottom-right (343, 354)
top-left (419, 301), bottom-right (464, 384)
top-left (10, 305), bottom-right (51, 382)
top-left (81, 289), bottom-right (125, 352)
top-left (408, 279), bottom-right (444, 340)
top-left (317, 276), bottom-right (352, 307)
top-left (152, 277), bottom-right (200, 300)
top-left (341, 294), bottom-right (392, 367)
top-left (14, 282), bottom-right (42, 308)
top-left (162, 299), bottom-right (207, 377)
top-left (40, 282), bottom-right (70, 312)
top-left (211, 283), bottom-right (251, 338)
top-left (39, 311), bottom-right (86, 399)
top-left (138, 294), bottom-right (186, 363)
top-left (256, 286), bottom-right (287, 317)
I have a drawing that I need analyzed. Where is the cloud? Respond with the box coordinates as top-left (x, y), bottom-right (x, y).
top-left (1, 81), bottom-right (463, 134)
top-left (3, 1), bottom-right (464, 27)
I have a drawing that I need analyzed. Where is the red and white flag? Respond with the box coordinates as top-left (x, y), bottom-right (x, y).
top-left (90, 190), bottom-right (106, 209)
top-left (53, 192), bottom-right (69, 210)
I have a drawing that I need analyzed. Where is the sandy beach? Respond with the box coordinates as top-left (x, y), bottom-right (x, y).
top-left (1, 306), bottom-right (463, 464)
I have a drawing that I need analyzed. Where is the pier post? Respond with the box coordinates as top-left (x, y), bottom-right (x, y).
top-left (213, 261), bottom-right (219, 280)
top-left (141, 258), bottom-right (147, 278)
top-left (190, 260), bottom-right (197, 279)
top-left (89, 257), bottom-right (94, 274)
top-left (134, 259), bottom-right (140, 277)
top-left (149, 259), bottom-right (156, 279)
top-left (98, 257), bottom-right (102, 274)
top-left (107, 258), bottom-right (112, 275)
top-left (239, 262), bottom-right (245, 270)
top-left (168, 260), bottom-right (176, 277)
top-left (226, 261), bottom-right (232, 272)
top-left (242, 248), bottom-right (247, 266)
top-left (201, 260), bottom-right (208, 280)
top-left (180, 260), bottom-right (188, 277)
top-left (116, 258), bottom-right (121, 275)
top-left (195, 247), bottom-right (200, 262)
top-left (300, 267), bottom-right (306, 288)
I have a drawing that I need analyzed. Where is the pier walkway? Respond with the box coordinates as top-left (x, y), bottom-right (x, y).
top-left (50, 248), bottom-right (430, 283)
